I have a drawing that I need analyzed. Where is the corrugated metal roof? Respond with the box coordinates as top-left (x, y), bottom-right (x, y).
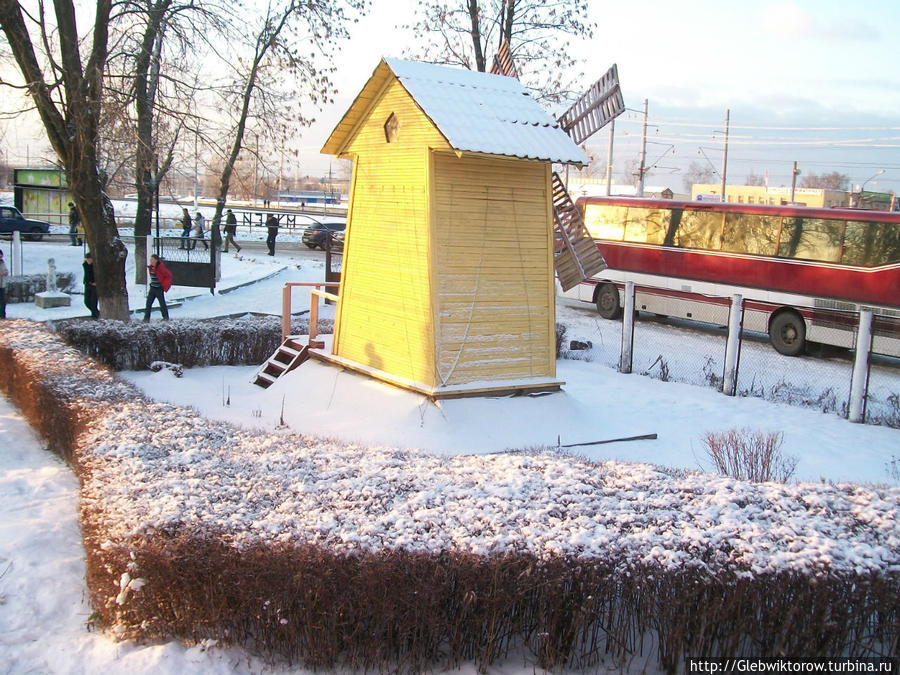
top-left (322, 58), bottom-right (589, 166)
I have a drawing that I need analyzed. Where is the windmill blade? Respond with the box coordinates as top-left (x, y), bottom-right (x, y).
top-left (551, 172), bottom-right (607, 291)
top-left (489, 38), bottom-right (518, 79)
top-left (557, 64), bottom-right (624, 145)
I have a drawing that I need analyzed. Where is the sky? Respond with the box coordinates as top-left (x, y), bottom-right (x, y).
top-left (1, 230), bottom-right (898, 674)
top-left (296, 0), bottom-right (900, 192)
top-left (2, 1), bottom-right (899, 193)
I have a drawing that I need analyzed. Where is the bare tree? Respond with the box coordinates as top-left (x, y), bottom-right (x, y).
top-left (206, 0), bottom-right (366, 237)
top-left (107, 0), bottom-right (214, 282)
top-left (745, 172), bottom-right (766, 186)
top-left (0, 0), bottom-right (131, 319)
top-left (682, 160), bottom-right (716, 193)
top-left (404, 0), bottom-right (594, 104)
top-left (799, 171), bottom-right (849, 191)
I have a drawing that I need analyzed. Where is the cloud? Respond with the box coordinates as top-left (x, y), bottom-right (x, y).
top-left (757, 2), bottom-right (879, 42)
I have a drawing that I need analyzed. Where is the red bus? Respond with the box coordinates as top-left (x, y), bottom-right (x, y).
top-left (561, 196), bottom-right (900, 357)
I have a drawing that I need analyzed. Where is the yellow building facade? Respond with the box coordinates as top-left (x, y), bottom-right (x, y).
top-left (691, 184), bottom-right (848, 208)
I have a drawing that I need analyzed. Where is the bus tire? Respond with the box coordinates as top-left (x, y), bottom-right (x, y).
top-left (769, 311), bottom-right (806, 356)
top-left (595, 283), bottom-right (621, 320)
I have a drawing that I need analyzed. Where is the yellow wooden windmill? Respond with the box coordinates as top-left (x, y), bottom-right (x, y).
top-left (267, 55), bottom-right (623, 398)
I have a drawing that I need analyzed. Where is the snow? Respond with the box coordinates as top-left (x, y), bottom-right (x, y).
top-left (1, 230), bottom-right (898, 674)
top-left (381, 58), bottom-right (590, 165)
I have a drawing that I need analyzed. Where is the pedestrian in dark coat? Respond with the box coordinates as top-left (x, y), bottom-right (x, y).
top-left (83, 251), bottom-right (100, 319)
top-left (223, 209), bottom-right (241, 252)
top-left (68, 202), bottom-right (82, 246)
top-left (144, 254), bottom-right (172, 321)
top-left (179, 208), bottom-right (193, 250)
top-left (266, 214), bottom-right (279, 256)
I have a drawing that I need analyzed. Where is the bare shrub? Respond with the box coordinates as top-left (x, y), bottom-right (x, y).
top-left (886, 455), bottom-right (900, 484)
top-left (702, 428), bottom-right (797, 483)
top-left (643, 354), bottom-right (670, 381)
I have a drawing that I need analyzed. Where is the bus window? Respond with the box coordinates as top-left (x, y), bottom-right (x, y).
top-left (722, 212), bottom-right (779, 255)
top-left (584, 205), bottom-right (627, 241)
top-left (778, 217), bottom-right (843, 262)
top-left (624, 207), bottom-right (668, 244)
top-left (843, 221), bottom-right (900, 266)
top-left (669, 209), bottom-right (724, 250)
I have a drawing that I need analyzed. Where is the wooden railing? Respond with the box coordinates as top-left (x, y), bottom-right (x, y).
top-left (281, 281), bottom-right (340, 342)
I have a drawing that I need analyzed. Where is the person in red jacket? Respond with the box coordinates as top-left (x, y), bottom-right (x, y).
top-left (144, 254), bottom-right (172, 321)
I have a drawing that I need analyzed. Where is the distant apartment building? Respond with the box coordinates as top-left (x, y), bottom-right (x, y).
top-left (691, 184), bottom-right (848, 208)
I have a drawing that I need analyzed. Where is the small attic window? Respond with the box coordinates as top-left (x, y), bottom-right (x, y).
top-left (384, 113), bottom-right (399, 143)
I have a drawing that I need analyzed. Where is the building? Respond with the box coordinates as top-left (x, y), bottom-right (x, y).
top-left (319, 58), bottom-right (588, 398)
top-left (13, 167), bottom-right (70, 224)
top-left (691, 183), bottom-right (847, 208)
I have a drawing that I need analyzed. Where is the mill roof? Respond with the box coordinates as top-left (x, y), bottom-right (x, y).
top-left (322, 58), bottom-right (589, 166)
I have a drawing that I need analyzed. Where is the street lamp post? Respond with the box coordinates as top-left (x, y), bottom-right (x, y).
top-left (856, 169), bottom-right (885, 207)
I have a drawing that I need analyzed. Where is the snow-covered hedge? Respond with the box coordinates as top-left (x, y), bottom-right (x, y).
top-left (5, 272), bottom-right (76, 302)
top-left (54, 315), bottom-right (332, 371)
top-left (1, 319), bottom-right (898, 671)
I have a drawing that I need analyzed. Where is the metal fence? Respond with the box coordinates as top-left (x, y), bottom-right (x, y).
top-left (561, 283), bottom-right (900, 429)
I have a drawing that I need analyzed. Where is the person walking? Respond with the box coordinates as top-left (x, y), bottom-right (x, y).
top-left (82, 251), bottom-right (100, 319)
top-left (0, 249), bottom-right (8, 319)
top-left (179, 208), bottom-right (193, 249)
top-left (266, 214), bottom-right (279, 256)
top-left (223, 209), bottom-right (241, 253)
top-left (68, 202), bottom-right (82, 246)
top-left (192, 211), bottom-right (208, 250)
top-left (143, 254), bottom-right (172, 322)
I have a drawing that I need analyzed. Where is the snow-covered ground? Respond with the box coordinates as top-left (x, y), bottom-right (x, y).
top-left (1, 230), bottom-right (898, 674)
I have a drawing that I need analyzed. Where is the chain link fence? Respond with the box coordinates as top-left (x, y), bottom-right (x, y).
top-left (559, 284), bottom-right (900, 429)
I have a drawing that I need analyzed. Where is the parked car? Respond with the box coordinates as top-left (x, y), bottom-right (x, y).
top-left (0, 206), bottom-right (51, 241)
top-left (302, 221), bottom-right (345, 250)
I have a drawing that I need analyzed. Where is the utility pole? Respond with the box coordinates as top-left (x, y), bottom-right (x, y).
top-left (638, 99), bottom-right (648, 197)
top-left (719, 109), bottom-right (729, 202)
top-left (606, 119), bottom-right (615, 196)
top-left (790, 161), bottom-right (800, 203)
top-left (193, 129), bottom-right (199, 210)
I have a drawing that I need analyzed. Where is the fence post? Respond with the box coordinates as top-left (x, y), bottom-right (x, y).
top-left (722, 294), bottom-right (743, 396)
top-left (619, 281), bottom-right (635, 374)
top-left (848, 310), bottom-right (873, 423)
top-left (281, 284), bottom-right (292, 342)
top-left (11, 231), bottom-right (23, 275)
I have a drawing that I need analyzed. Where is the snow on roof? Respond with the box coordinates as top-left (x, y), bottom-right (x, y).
top-left (323, 58), bottom-right (589, 166)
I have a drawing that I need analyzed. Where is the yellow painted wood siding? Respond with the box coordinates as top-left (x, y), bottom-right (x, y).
top-left (431, 152), bottom-right (556, 386)
top-left (334, 78), bottom-right (451, 387)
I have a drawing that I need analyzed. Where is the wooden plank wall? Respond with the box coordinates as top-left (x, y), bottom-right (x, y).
top-left (432, 153), bottom-right (556, 386)
top-left (335, 79), bottom-right (450, 387)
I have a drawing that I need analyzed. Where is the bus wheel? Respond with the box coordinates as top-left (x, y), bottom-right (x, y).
top-left (595, 283), bottom-right (621, 320)
top-left (769, 311), bottom-right (806, 356)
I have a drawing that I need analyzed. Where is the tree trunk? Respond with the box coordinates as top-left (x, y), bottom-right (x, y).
top-left (467, 0), bottom-right (485, 71)
top-left (0, 0), bottom-right (131, 320)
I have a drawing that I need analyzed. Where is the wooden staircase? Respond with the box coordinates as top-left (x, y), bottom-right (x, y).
top-left (252, 337), bottom-right (310, 388)
top-left (551, 172), bottom-right (608, 292)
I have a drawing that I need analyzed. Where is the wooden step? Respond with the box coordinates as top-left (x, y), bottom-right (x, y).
top-left (251, 339), bottom-right (311, 388)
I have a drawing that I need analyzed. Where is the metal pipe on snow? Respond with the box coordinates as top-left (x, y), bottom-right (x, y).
top-left (722, 294), bottom-right (743, 396)
top-left (849, 310), bottom-right (873, 423)
top-left (619, 281), bottom-right (635, 374)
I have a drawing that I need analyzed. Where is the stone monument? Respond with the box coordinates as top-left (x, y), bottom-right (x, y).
top-left (34, 258), bottom-right (72, 309)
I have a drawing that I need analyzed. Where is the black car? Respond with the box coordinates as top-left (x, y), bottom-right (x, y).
top-left (302, 221), bottom-right (345, 250)
top-left (0, 206), bottom-right (51, 241)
